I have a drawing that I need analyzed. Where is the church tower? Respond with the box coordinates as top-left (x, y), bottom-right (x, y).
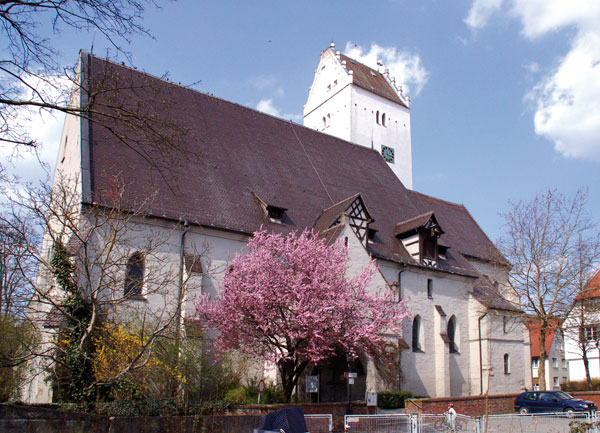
top-left (303, 43), bottom-right (413, 189)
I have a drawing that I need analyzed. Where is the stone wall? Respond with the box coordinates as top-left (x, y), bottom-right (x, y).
top-left (404, 394), bottom-right (519, 416)
top-left (0, 401), bottom-right (373, 433)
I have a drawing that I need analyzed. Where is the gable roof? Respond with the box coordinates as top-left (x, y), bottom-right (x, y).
top-left (338, 53), bottom-right (408, 108)
top-left (394, 211), bottom-right (441, 238)
top-left (575, 269), bottom-right (600, 300)
top-left (79, 52), bottom-right (506, 280)
top-left (527, 319), bottom-right (561, 358)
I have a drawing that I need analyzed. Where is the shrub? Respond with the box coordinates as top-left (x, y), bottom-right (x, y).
top-left (377, 390), bottom-right (413, 409)
top-left (224, 379), bottom-right (286, 405)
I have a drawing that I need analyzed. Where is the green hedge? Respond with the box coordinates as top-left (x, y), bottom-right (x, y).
top-left (377, 391), bottom-right (413, 409)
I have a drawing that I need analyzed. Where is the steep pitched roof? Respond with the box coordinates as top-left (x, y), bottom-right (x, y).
top-left (527, 319), bottom-right (561, 358)
top-left (575, 269), bottom-right (600, 300)
top-left (407, 190), bottom-right (509, 266)
top-left (339, 53), bottom-right (408, 107)
top-left (81, 52), bottom-right (505, 280)
top-left (472, 276), bottom-right (520, 312)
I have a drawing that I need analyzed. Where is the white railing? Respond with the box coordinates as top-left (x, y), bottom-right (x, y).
top-left (305, 414), bottom-right (333, 433)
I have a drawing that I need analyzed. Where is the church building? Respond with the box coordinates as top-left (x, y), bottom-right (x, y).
top-left (24, 45), bottom-right (531, 403)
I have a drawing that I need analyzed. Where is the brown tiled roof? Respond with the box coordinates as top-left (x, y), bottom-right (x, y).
top-left (472, 276), bottom-right (521, 312)
top-left (83, 53), bottom-right (506, 282)
top-left (312, 193), bottom-right (362, 234)
top-left (339, 54), bottom-right (408, 107)
top-left (394, 211), bottom-right (436, 237)
top-left (407, 190), bottom-right (509, 266)
top-left (575, 270), bottom-right (600, 300)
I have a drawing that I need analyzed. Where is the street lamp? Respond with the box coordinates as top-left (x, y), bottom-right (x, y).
top-left (346, 353), bottom-right (355, 415)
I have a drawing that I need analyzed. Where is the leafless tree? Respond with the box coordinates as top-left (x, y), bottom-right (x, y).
top-left (498, 189), bottom-right (600, 390)
top-left (1, 175), bottom-right (207, 401)
top-left (0, 0), bottom-right (196, 184)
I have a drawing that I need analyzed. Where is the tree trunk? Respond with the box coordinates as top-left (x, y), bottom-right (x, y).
top-left (582, 347), bottom-right (593, 390)
top-left (278, 358), bottom-right (309, 402)
top-left (539, 329), bottom-right (547, 390)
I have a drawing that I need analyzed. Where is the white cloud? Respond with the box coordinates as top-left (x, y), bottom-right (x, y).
top-left (0, 75), bottom-right (68, 183)
top-left (249, 75), bottom-right (277, 90)
top-left (528, 32), bottom-right (600, 160)
top-left (465, 0), bottom-right (600, 161)
top-left (255, 98), bottom-right (301, 121)
top-left (343, 42), bottom-right (429, 96)
top-left (464, 0), bottom-right (504, 30)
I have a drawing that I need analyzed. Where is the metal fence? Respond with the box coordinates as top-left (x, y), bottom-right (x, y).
top-left (345, 414), bottom-right (415, 433)
top-left (418, 414), bottom-right (476, 433)
top-left (483, 412), bottom-right (597, 433)
top-left (305, 414), bottom-right (333, 433)
top-left (341, 412), bottom-right (600, 433)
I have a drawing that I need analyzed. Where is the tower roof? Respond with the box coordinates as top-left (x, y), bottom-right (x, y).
top-left (339, 52), bottom-right (409, 108)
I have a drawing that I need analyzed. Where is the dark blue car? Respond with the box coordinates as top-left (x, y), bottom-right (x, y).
top-left (515, 391), bottom-right (597, 414)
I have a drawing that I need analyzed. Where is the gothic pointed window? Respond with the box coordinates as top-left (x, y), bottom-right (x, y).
top-left (124, 252), bottom-right (145, 296)
top-left (504, 353), bottom-right (511, 374)
top-left (447, 315), bottom-right (458, 353)
top-left (412, 315), bottom-right (422, 352)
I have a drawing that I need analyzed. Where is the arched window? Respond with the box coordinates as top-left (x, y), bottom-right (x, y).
top-left (412, 315), bottom-right (422, 352)
top-left (322, 116), bottom-right (326, 130)
top-left (327, 113), bottom-right (331, 127)
top-left (382, 113), bottom-right (386, 126)
top-left (124, 252), bottom-right (145, 296)
top-left (504, 353), bottom-right (510, 374)
top-left (447, 315), bottom-right (458, 353)
top-left (376, 110), bottom-right (380, 124)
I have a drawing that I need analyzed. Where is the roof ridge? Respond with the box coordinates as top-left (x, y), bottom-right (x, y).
top-left (409, 189), bottom-right (466, 209)
top-left (86, 51), bottom-right (386, 158)
top-left (321, 192), bottom-right (361, 213)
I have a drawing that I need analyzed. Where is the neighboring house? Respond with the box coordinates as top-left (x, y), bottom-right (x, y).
top-left (528, 319), bottom-right (569, 390)
top-left (25, 45), bottom-right (530, 403)
top-left (564, 270), bottom-right (600, 383)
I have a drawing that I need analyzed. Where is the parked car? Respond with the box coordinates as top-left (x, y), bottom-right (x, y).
top-left (514, 391), bottom-right (597, 414)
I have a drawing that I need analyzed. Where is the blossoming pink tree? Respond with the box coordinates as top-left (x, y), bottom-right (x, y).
top-left (196, 230), bottom-right (409, 401)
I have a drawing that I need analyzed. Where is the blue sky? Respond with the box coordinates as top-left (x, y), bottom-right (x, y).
top-left (13, 0), bottom-right (600, 242)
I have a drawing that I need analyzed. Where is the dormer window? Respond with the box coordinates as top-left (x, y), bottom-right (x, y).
top-left (395, 212), bottom-right (445, 267)
top-left (367, 228), bottom-right (377, 243)
top-left (266, 205), bottom-right (286, 224)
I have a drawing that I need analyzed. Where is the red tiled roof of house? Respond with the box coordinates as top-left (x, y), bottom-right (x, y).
top-left (575, 269), bottom-right (600, 300)
top-left (82, 52), bottom-right (506, 279)
top-left (527, 319), bottom-right (560, 357)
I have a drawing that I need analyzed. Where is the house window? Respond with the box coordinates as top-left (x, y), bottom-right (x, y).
top-left (447, 316), bottom-right (458, 353)
top-left (584, 325), bottom-right (600, 342)
top-left (553, 377), bottom-right (559, 388)
top-left (124, 252), bottom-right (145, 296)
top-left (412, 315), bottom-right (421, 352)
top-left (376, 110), bottom-right (380, 124)
top-left (427, 279), bottom-right (433, 298)
top-left (552, 358), bottom-right (558, 368)
top-left (503, 316), bottom-right (508, 333)
top-left (504, 353), bottom-right (510, 374)
top-left (562, 359), bottom-right (567, 369)
top-left (382, 113), bottom-right (386, 127)
top-left (532, 357), bottom-right (539, 369)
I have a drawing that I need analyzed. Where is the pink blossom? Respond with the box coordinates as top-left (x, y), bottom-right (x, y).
top-left (195, 229), bottom-right (409, 400)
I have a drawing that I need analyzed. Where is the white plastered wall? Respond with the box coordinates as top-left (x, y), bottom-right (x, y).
top-left (304, 48), bottom-right (413, 189)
